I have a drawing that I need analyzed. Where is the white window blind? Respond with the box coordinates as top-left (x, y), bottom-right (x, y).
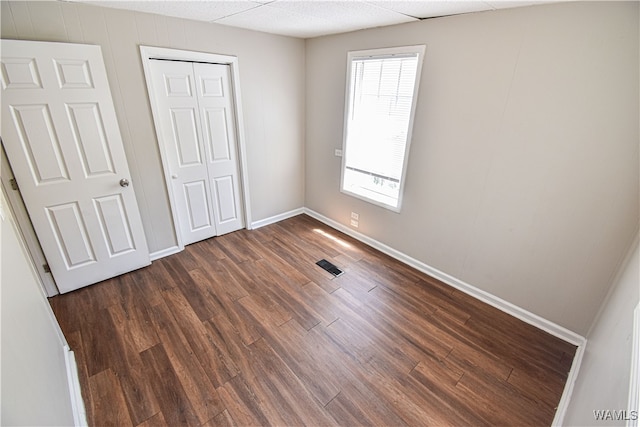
top-left (341, 46), bottom-right (424, 211)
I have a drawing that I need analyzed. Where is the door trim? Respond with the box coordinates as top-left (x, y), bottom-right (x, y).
top-left (1, 146), bottom-right (59, 296)
top-left (139, 46), bottom-right (253, 250)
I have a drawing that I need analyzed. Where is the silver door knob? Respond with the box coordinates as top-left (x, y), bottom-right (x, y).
top-left (119, 178), bottom-right (130, 187)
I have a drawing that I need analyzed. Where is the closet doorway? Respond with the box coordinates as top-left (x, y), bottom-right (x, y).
top-left (141, 47), bottom-right (251, 248)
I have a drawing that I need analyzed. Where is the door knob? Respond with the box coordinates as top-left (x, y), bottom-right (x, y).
top-left (171, 174), bottom-right (178, 179)
top-left (119, 178), bottom-right (130, 187)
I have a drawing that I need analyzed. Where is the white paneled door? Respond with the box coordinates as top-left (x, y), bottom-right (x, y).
top-left (148, 59), bottom-right (244, 244)
top-left (1, 40), bottom-right (150, 293)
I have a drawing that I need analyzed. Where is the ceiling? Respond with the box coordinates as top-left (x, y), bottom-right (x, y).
top-left (67, 0), bottom-right (557, 38)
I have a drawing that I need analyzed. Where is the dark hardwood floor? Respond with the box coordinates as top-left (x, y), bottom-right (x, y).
top-left (50, 214), bottom-right (576, 426)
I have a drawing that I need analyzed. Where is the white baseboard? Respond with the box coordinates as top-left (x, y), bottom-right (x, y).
top-left (552, 340), bottom-right (586, 426)
top-left (64, 345), bottom-right (88, 427)
top-left (251, 207), bottom-right (305, 229)
top-left (150, 245), bottom-right (182, 261)
top-left (627, 304), bottom-right (640, 427)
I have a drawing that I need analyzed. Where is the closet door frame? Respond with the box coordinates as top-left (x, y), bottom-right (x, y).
top-left (140, 46), bottom-right (252, 250)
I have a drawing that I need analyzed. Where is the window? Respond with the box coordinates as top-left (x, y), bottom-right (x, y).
top-left (341, 45), bottom-right (425, 211)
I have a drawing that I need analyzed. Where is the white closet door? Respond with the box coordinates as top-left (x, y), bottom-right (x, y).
top-left (194, 62), bottom-right (244, 236)
top-left (148, 60), bottom-right (243, 245)
top-left (1, 40), bottom-right (150, 293)
top-left (149, 60), bottom-right (217, 244)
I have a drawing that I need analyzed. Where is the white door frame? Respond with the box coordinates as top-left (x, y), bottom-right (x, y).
top-left (140, 46), bottom-right (252, 250)
top-left (1, 145), bottom-right (59, 297)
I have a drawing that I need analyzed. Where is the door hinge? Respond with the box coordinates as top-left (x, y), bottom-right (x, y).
top-left (43, 264), bottom-right (51, 273)
top-left (9, 178), bottom-right (18, 191)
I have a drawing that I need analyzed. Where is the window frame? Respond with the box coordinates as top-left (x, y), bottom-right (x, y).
top-left (340, 44), bottom-right (426, 213)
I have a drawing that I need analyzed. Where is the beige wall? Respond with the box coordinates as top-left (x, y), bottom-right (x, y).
top-left (0, 0), bottom-right (306, 254)
top-left (564, 238), bottom-right (639, 425)
top-left (1, 188), bottom-right (77, 426)
top-left (305, 1), bottom-right (639, 335)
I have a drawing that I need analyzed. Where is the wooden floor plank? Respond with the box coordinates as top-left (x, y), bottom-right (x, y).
top-left (216, 231), bottom-right (263, 263)
top-left (272, 220), bottom-right (342, 260)
top-left (362, 356), bottom-right (461, 427)
top-left (299, 281), bottom-right (342, 326)
top-left (216, 375), bottom-right (271, 426)
top-left (139, 344), bottom-right (201, 427)
top-left (238, 339), bottom-right (309, 426)
top-left (325, 378), bottom-right (409, 427)
top-left (248, 338), bottom-right (339, 426)
top-left (261, 319), bottom-right (342, 406)
top-left (201, 409), bottom-right (235, 427)
top-left (507, 365), bottom-right (568, 408)
top-left (291, 215), bottom-right (369, 262)
top-left (81, 307), bottom-right (121, 377)
top-left (88, 369), bottom-right (133, 427)
top-left (160, 257), bottom-right (216, 321)
top-left (111, 273), bottom-right (160, 353)
top-left (49, 214), bottom-right (575, 427)
top-left (160, 287), bottom-right (238, 388)
top-left (409, 361), bottom-right (493, 426)
top-left (137, 412), bottom-right (168, 427)
top-left (456, 367), bottom-right (557, 426)
top-left (147, 300), bottom-right (226, 424)
top-left (263, 236), bottom-right (340, 292)
top-left (244, 258), bottom-right (322, 330)
top-left (107, 305), bottom-right (161, 425)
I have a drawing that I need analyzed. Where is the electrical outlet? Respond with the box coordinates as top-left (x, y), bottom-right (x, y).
top-left (351, 212), bottom-right (359, 220)
top-left (350, 219), bottom-right (359, 228)
top-left (334, 149), bottom-right (343, 157)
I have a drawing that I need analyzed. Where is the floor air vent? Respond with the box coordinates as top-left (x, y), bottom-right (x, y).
top-left (316, 259), bottom-right (344, 277)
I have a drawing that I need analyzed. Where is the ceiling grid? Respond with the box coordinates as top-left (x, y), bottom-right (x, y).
top-left (67, 0), bottom-right (557, 38)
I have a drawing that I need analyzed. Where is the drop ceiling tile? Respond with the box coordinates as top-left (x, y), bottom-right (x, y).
top-left (214, 3), bottom-right (337, 37)
top-left (369, 0), bottom-right (493, 19)
top-left (66, 0), bottom-right (568, 39)
top-left (268, 0), bottom-right (417, 32)
top-left (484, 0), bottom-right (555, 9)
top-left (77, 0), bottom-right (260, 22)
